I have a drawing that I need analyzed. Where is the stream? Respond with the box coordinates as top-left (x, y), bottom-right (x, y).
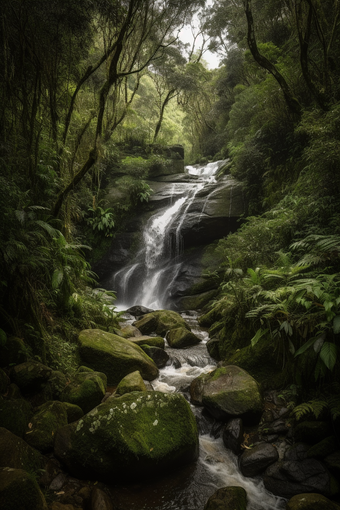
top-left (109, 312), bottom-right (286, 510)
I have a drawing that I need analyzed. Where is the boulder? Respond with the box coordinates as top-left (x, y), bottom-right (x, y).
top-left (133, 310), bottom-right (190, 337)
top-left (11, 361), bottom-right (52, 394)
top-left (0, 398), bottom-right (33, 437)
top-left (263, 457), bottom-right (338, 499)
top-left (140, 345), bottom-right (169, 368)
top-left (0, 336), bottom-right (28, 368)
top-left (126, 305), bottom-right (154, 317)
top-left (25, 401), bottom-right (68, 452)
top-left (190, 365), bottom-right (262, 425)
top-left (91, 487), bottom-right (114, 510)
top-left (62, 402), bottom-right (84, 424)
top-left (222, 418), bottom-right (244, 455)
top-left (0, 467), bottom-right (48, 510)
top-left (78, 329), bottom-right (159, 385)
top-left (0, 427), bottom-right (46, 473)
top-left (129, 335), bottom-right (165, 349)
top-left (115, 371), bottom-right (147, 396)
top-left (61, 369), bottom-right (107, 414)
top-left (206, 338), bottom-right (221, 361)
top-left (239, 443), bottom-right (279, 477)
top-left (54, 391), bottom-right (198, 482)
top-left (203, 486), bottom-right (247, 510)
top-left (294, 421), bottom-right (332, 445)
top-left (47, 370), bottom-right (67, 400)
top-left (115, 325), bottom-right (142, 338)
top-left (286, 493), bottom-right (340, 510)
top-left (166, 327), bottom-right (201, 349)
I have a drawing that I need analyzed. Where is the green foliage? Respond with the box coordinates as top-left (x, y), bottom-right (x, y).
top-left (86, 207), bottom-right (115, 237)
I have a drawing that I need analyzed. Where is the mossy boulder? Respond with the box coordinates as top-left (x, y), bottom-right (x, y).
top-left (54, 391), bottom-right (198, 482)
top-left (128, 336), bottom-right (165, 349)
top-left (0, 467), bottom-right (48, 510)
top-left (206, 338), bottom-right (221, 361)
top-left (166, 327), bottom-right (201, 349)
top-left (140, 345), bottom-right (169, 368)
top-left (0, 427), bottom-right (46, 473)
top-left (0, 398), bottom-right (33, 437)
top-left (62, 402), bottom-right (84, 423)
top-left (286, 493), bottom-right (340, 510)
top-left (203, 486), bottom-right (247, 510)
top-left (25, 401), bottom-right (68, 453)
top-left (11, 361), bottom-right (52, 394)
top-left (115, 325), bottom-right (142, 338)
top-left (61, 369), bottom-right (107, 414)
top-left (0, 336), bottom-right (28, 368)
top-left (177, 289), bottom-right (218, 311)
top-left (115, 371), bottom-right (146, 396)
top-left (47, 371), bottom-right (67, 400)
top-left (78, 329), bottom-right (159, 385)
top-left (133, 310), bottom-right (190, 336)
top-left (190, 365), bottom-right (262, 425)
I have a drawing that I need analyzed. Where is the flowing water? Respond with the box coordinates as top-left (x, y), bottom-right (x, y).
top-left (110, 312), bottom-right (286, 510)
top-left (110, 160), bottom-right (229, 310)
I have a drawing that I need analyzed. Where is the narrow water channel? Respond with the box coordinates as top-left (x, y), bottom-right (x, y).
top-left (110, 311), bottom-right (286, 510)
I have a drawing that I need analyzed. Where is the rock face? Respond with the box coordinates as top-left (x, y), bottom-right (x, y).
top-left (190, 365), bottom-right (262, 425)
top-left (54, 391), bottom-right (199, 482)
top-left (78, 329), bottom-right (159, 385)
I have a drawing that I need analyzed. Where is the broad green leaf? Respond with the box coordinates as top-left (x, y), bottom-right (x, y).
top-left (295, 336), bottom-right (320, 357)
top-left (320, 342), bottom-right (337, 371)
top-left (250, 328), bottom-right (268, 347)
top-left (333, 315), bottom-right (340, 334)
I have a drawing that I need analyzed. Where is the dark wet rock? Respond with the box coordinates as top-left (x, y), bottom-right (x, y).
top-left (286, 493), bottom-right (340, 510)
top-left (307, 435), bottom-right (337, 459)
top-left (25, 400), bottom-right (68, 453)
top-left (11, 361), bottom-right (52, 394)
top-left (239, 443), bottom-right (279, 477)
top-left (263, 456), bottom-right (338, 499)
top-left (91, 487), bottom-right (114, 510)
top-left (222, 418), bottom-right (244, 455)
top-left (126, 305), bottom-right (154, 317)
top-left (260, 418), bottom-right (289, 435)
top-left (203, 486), bottom-right (247, 510)
top-left (190, 365), bottom-right (262, 425)
top-left (54, 391), bottom-right (198, 483)
top-left (0, 368), bottom-right (9, 394)
top-left (170, 356), bottom-right (182, 369)
top-left (134, 310), bottom-right (190, 337)
top-left (0, 467), bottom-right (48, 509)
top-left (140, 345), bottom-right (169, 368)
top-left (324, 450), bottom-right (340, 478)
top-left (294, 421), bottom-right (332, 445)
top-left (166, 327), bottom-right (201, 349)
top-left (206, 338), bottom-right (221, 361)
top-left (78, 329), bottom-right (159, 385)
top-left (0, 398), bottom-right (33, 437)
top-left (0, 427), bottom-right (47, 473)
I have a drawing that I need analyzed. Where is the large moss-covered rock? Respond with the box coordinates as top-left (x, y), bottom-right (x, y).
top-left (115, 371), bottom-right (146, 396)
top-left (286, 493), bottom-right (340, 510)
top-left (115, 325), bottom-right (142, 338)
top-left (62, 402), bottom-right (84, 423)
top-left (78, 329), bottom-right (159, 385)
top-left (133, 310), bottom-right (190, 337)
top-left (140, 345), bottom-right (169, 368)
top-left (54, 391), bottom-right (198, 482)
top-left (0, 336), bottom-right (28, 368)
top-left (61, 369), bottom-right (107, 414)
top-left (25, 401), bottom-right (68, 453)
top-left (203, 486), bottom-right (247, 510)
top-left (0, 398), bottom-right (33, 437)
top-left (0, 467), bottom-right (48, 510)
top-left (190, 365), bottom-right (262, 425)
top-left (129, 336), bottom-right (165, 349)
top-left (0, 427), bottom-right (46, 473)
top-left (11, 361), bottom-right (52, 394)
top-left (166, 327), bottom-right (201, 349)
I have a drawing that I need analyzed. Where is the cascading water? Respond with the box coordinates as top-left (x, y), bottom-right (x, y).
top-left (110, 160), bottom-right (229, 310)
top-left (110, 312), bottom-right (286, 510)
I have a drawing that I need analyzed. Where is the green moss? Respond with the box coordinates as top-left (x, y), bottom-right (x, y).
top-left (177, 290), bottom-right (218, 311)
top-left (25, 401), bottom-right (68, 453)
top-left (0, 427), bottom-right (46, 474)
top-left (62, 371), bottom-right (106, 414)
top-left (115, 371), bottom-right (147, 396)
top-left (0, 468), bottom-right (48, 510)
top-left (0, 399), bottom-right (33, 437)
top-left (130, 336), bottom-right (165, 349)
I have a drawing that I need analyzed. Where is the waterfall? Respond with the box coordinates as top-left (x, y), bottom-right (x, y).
top-left (108, 159), bottom-right (232, 310)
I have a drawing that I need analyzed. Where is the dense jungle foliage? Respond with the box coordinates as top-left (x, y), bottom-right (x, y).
top-left (0, 0), bottom-right (339, 407)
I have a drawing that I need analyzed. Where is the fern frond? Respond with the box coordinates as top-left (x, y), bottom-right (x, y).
top-left (292, 400), bottom-right (328, 420)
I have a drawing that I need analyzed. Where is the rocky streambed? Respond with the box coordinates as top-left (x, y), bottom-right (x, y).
top-left (1, 308), bottom-right (340, 510)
